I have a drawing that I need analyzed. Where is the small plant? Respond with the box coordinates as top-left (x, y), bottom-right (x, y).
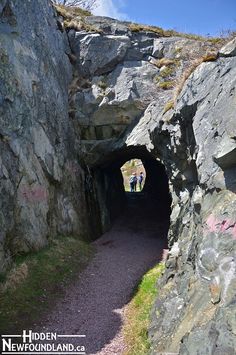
top-left (163, 100), bottom-right (174, 114)
top-left (158, 81), bottom-right (175, 90)
top-left (160, 66), bottom-right (175, 78)
top-left (174, 47), bottom-right (182, 55)
top-left (97, 80), bottom-right (107, 90)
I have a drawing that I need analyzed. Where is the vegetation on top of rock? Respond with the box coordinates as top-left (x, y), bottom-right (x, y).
top-left (158, 80), bottom-right (175, 90)
top-left (54, 3), bottom-right (92, 18)
top-left (128, 22), bottom-right (225, 43)
top-left (53, 4), bottom-right (103, 32)
top-left (163, 100), bottom-right (174, 114)
top-left (52, 0), bottom-right (96, 10)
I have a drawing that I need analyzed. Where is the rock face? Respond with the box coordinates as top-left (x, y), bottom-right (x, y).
top-left (1, 1), bottom-right (236, 353)
top-left (0, 0), bottom-right (100, 270)
top-left (149, 53), bottom-right (236, 354)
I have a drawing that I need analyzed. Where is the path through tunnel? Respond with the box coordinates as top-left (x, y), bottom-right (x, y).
top-left (40, 147), bottom-right (172, 353)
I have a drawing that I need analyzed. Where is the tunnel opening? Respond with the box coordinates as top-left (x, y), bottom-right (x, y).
top-left (92, 146), bottom-right (172, 242)
top-left (120, 159), bottom-right (146, 192)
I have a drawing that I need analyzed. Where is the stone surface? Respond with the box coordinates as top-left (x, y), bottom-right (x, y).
top-left (0, 2), bottom-right (236, 354)
top-left (149, 42), bottom-right (236, 355)
top-left (219, 37), bottom-right (236, 57)
top-left (0, 0), bottom-right (96, 270)
top-left (71, 32), bottom-right (131, 76)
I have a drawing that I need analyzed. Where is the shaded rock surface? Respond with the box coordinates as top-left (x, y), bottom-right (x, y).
top-left (1, 1), bottom-right (236, 354)
top-left (0, 0), bottom-right (100, 270)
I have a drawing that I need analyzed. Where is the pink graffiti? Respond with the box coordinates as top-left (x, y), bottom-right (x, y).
top-left (206, 214), bottom-right (236, 240)
top-left (162, 249), bottom-right (169, 261)
top-left (20, 185), bottom-right (48, 203)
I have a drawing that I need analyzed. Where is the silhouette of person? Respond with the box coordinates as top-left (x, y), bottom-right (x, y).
top-left (129, 173), bottom-right (137, 192)
top-left (138, 172), bottom-right (144, 191)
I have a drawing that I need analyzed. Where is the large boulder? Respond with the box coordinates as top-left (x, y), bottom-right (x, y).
top-left (219, 37), bottom-right (236, 57)
top-left (70, 32), bottom-right (131, 76)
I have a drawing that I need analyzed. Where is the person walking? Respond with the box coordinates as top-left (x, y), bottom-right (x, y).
top-left (129, 173), bottom-right (137, 192)
top-left (138, 172), bottom-right (144, 191)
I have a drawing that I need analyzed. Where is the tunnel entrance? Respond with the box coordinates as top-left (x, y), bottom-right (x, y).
top-left (120, 159), bottom-right (146, 192)
top-left (92, 146), bottom-right (172, 240)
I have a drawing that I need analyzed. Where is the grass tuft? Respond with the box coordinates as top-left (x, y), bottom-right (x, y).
top-left (128, 22), bottom-right (225, 43)
top-left (123, 262), bottom-right (165, 355)
top-left (53, 4), bottom-right (102, 33)
top-left (97, 80), bottom-right (107, 90)
top-left (158, 80), bottom-right (175, 90)
top-left (163, 100), bottom-right (174, 114)
top-left (0, 236), bottom-right (93, 333)
top-left (54, 4), bottom-right (92, 19)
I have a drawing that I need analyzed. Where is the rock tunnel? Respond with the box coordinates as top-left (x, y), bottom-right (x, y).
top-left (90, 145), bottom-right (172, 239)
top-left (2, 1), bottom-right (236, 351)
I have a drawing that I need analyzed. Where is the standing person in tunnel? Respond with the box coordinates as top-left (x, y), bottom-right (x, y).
top-left (129, 172), bottom-right (137, 192)
top-left (134, 172), bottom-right (137, 191)
top-left (138, 171), bottom-right (144, 191)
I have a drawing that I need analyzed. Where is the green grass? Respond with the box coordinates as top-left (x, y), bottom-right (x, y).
top-left (158, 80), bottom-right (175, 90)
top-left (163, 100), bottom-right (174, 114)
top-left (123, 262), bottom-right (165, 355)
top-left (0, 236), bottom-right (93, 333)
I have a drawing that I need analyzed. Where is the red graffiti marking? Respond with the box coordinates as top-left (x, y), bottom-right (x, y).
top-left (20, 185), bottom-right (48, 203)
top-left (206, 214), bottom-right (236, 240)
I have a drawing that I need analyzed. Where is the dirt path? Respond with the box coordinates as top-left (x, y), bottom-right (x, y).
top-left (38, 194), bottom-right (168, 354)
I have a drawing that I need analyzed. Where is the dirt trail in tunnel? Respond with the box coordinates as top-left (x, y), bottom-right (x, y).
top-left (39, 193), bottom-right (168, 354)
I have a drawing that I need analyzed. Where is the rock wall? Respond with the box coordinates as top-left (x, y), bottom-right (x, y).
top-left (0, 0), bottom-right (101, 272)
top-left (149, 43), bottom-right (236, 354)
top-left (1, 1), bottom-right (236, 353)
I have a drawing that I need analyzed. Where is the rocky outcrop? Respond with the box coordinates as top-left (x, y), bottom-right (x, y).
top-left (0, 0), bottom-right (100, 271)
top-left (1, 1), bottom-right (236, 353)
top-left (149, 52), bottom-right (236, 354)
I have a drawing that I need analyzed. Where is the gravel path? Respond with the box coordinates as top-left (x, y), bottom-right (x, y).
top-left (39, 195), bottom-right (168, 354)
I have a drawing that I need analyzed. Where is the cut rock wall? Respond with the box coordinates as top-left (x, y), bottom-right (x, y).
top-left (0, 0), bottom-right (100, 271)
top-left (0, 1), bottom-right (236, 353)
